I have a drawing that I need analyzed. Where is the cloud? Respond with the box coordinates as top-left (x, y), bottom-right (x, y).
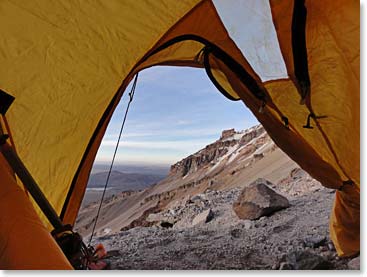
top-left (100, 138), bottom-right (213, 152)
top-left (176, 120), bottom-right (192, 126)
top-left (95, 153), bottom-right (180, 165)
top-left (102, 126), bottom-right (223, 141)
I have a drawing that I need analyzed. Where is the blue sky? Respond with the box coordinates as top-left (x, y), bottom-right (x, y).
top-left (94, 66), bottom-right (258, 165)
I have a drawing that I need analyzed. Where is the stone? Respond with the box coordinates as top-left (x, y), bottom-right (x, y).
top-left (303, 235), bottom-right (326, 248)
top-left (258, 216), bottom-right (267, 222)
top-left (191, 195), bottom-right (202, 202)
top-left (230, 229), bottom-right (242, 238)
top-left (192, 209), bottom-right (214, 226)
top-left (319, 246), bottom-right (328, 252)
top-left (241, 220), bottom-right (253, 230)
top-left (282, 250), bottom-right (332, 270)
top-left (160, 221), bottom-right (174, 228)
top-left (279, 262), bottom-right (293, 270)
top-left (233, 179), bottom-right (289, 220)
top-left (327, 242), bottom-right (335, 251)
top-left (347, 256), bottom-right (360, 270)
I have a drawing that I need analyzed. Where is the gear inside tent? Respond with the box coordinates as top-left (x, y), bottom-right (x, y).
top-left (0, 0), bottom-right (359, 269)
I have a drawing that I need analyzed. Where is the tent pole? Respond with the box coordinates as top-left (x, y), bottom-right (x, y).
top-left (0, 138), bottom-right (63, 230)
top-left (0, 89), bottom-right (63, 230)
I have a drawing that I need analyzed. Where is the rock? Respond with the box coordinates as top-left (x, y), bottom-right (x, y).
top-left (160, 221), bottom-right (174, 228)
top-left (258, 216), bottom-right (267, 222)
top-left (279, 262), bottom-right (293, 270)
top-left (253, 153), bottom-right (264, 159)
top-left (221, 128), bottom-right (236, 140)
top-left (282, 250), bottom-right (332, 270)
top-left (191, 195), bottom-right (202, 202)
top-left (303, 235), bottom-right (326, 248)
top-left (327, 242), bottom-right (335, 251)
top-left (230, 229), bottom-right (242, 238)
top-left (320, 251), bottom-right (334, 260)
top-left (233, 179), bottom-right (289, 220)
top-left (241, 220), bottom-right (253, 230)
top-left (290, 168), bottom-right (304, 180)
top-left (192, 209), bottom-right (214, 226)
top-left (168, 209), bottom-right (176, 216)
top-left (347, 256), bottom-right (360, 270)
top-left (146, 213), bottom-right (163, 222)
top-left (102, 228), bottom-right (112, 234)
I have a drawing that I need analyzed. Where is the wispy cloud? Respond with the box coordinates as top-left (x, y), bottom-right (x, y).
top-left (100, 138), bottom-right (213, 152)
top-left (95, 154), bottom-right (179, 165)
top-left (103, 127), bottom-right (223, 140)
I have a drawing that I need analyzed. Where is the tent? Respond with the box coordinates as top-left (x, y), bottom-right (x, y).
top-left (0, 0), bottom-right (359, 269)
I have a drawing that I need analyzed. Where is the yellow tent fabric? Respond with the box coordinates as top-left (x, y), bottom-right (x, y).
top-left (0, 0), bottom-right (359, 266)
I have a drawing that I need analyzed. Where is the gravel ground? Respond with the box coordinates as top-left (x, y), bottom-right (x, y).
top-left (91, 185), bottom-right (353, 270)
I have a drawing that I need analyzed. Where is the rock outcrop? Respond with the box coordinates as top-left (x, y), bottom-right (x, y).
top-left (221, 129), bottom-right (236, 140)
top-left (233, 179), bottom-right (289, 220)
top-left (170, 140), bottom-right (237, 177)
top-left (169, 125), bottom-right (267, 177)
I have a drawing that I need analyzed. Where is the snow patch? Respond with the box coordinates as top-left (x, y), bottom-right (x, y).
top-left (253, 141), bottom-right (274, 156)
top-left (208, 145), bottom-right (238, 173)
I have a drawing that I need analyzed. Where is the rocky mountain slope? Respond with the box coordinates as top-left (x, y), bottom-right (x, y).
top-left (75, 125), bottom-right (359, 270)
top-left (75, 125), bottom-right (296, 237)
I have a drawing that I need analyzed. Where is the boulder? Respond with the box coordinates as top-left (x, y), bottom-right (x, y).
top-left (192, 209), bottom-right (214, 226)
top-left (233, 179), bottom-right (289, 220)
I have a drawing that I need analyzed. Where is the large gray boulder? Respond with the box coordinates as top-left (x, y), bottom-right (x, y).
top-left (233, 179), bottom-right (289, 220)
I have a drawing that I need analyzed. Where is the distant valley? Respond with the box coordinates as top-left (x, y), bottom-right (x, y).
top-left (81, 169), bottom-right (167, 208)
top-left (88, 170), bottom-right (166, 190)
top-left (91, 163), bottom-right (170, 176)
